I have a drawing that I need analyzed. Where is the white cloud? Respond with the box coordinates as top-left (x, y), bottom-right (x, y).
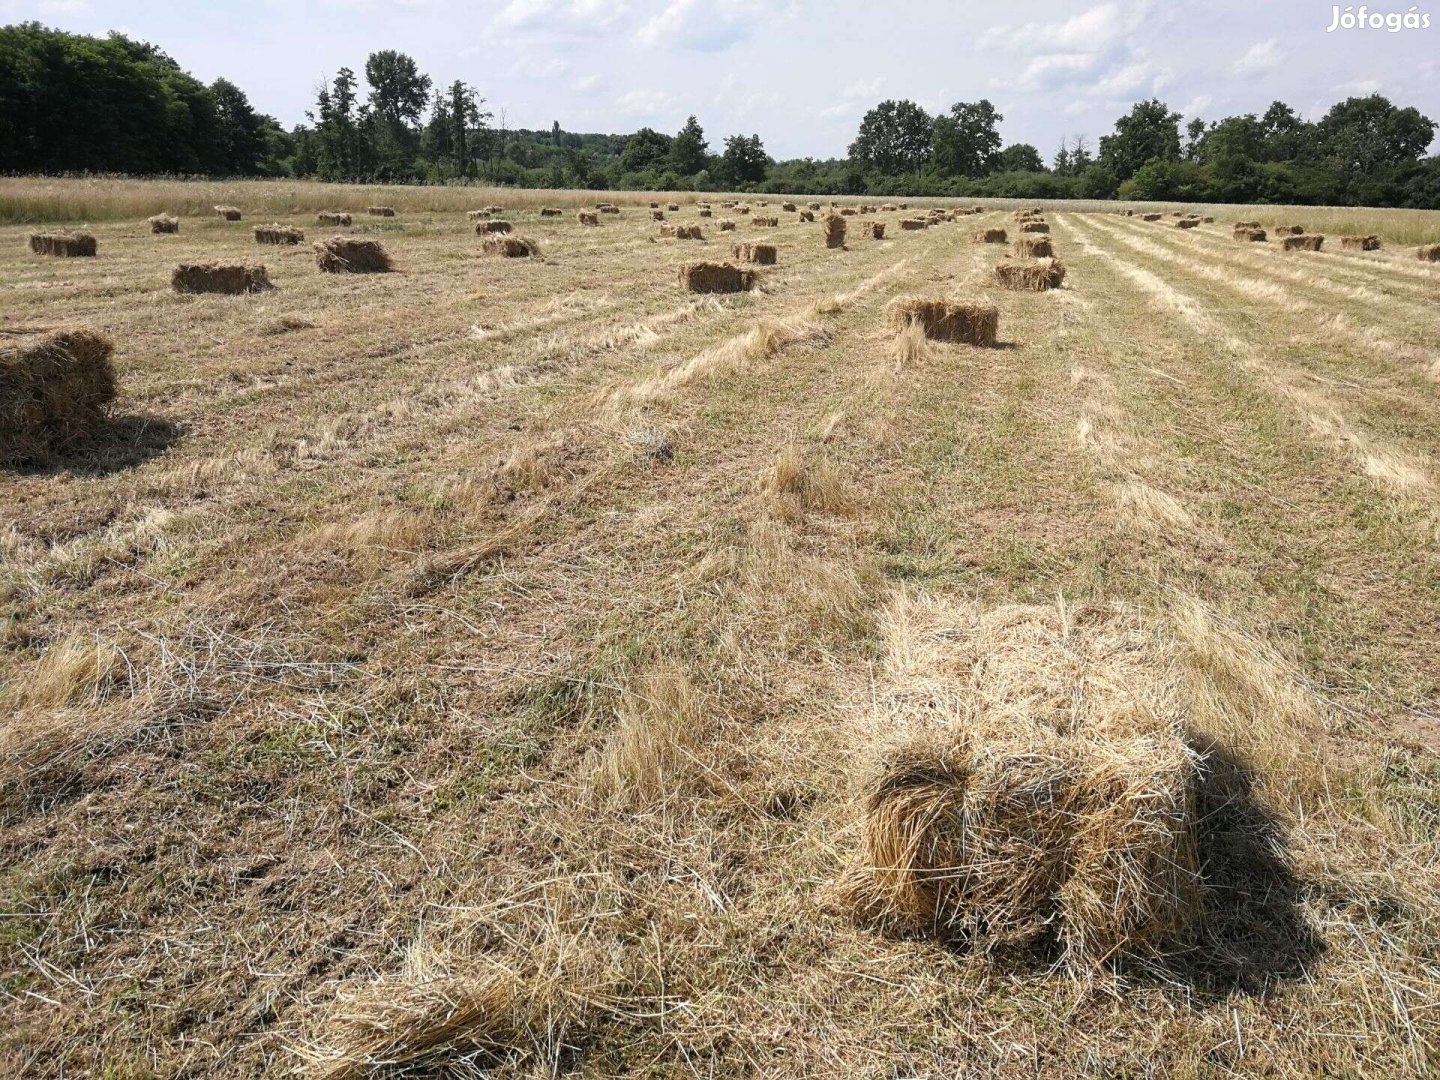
top-left (636, 0), bottom-right (778, 51)
top-left (1014, 52), bottom-right (1102, 91)
top-left (1231, 38), bottom-right (1286, 77)
top-left (981, 2), bottom-right (1146, 53)
top-left (615, 87), bottom-right (676, 116)
top-left (1334, 78), bottom-right (1382, 96)
top-left (574, 74), bottom-right (602, 93)
top-left (1179, 94), bottom-right (1213, 119)
top-left (499, 0), bottom-right (630, 32)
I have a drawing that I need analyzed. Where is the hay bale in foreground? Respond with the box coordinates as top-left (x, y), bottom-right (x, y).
top-left (482, 235), bottom-right (540, 257)
top-left (0, 328), bottom-right (116, 465)
top-left (1282, 234), bottom-right (1324, 252)
top-left (731, 242), bottom-right (777, 264)
top-left (214, 205), bottom-right (242, 221)
top-left (254, 224), bottom-right (304, 245)
top-left (1141, 213), bottom-right (1162, 222)
top-left (974, 228), bottom-right (1007, 243)
top-left (1013, 236), bottom-right (1052, 258)
top-left (148, 214), bottom-right (179, 234)
top-left (823, 212), bottom-right (846, 249)
top-left (1341, 234), bottom-right (1380, 251)
top-left (679, 262), bottom-right (755, 294)
top-left (887, 297), bottom-right (998, 346)
top-left (995, 258), bottom-right (1066, 291)
top-left (318, 211), bottom-right (353, 226)
top-left (1233, 227), bottom-right (1267, 242)
top-left (172, 263), bottom-right (272, 294)
top-left (1417, 244), bottom-right (1440, 262)
top-left (29, 231), bottom-right (97, 257)
top-left (862, 222), bottom-right (886, 239)
top-left (477, 220), bottom-right (513, 235)
top-left (314, 237), bottom-right (392, 273)
top-left (367, 206), bottom-right (396, 217)
top-left (577, 212), bottom-right (599, 226)
top-left (1020, 221), bottom-right (1050, 234)
top-left (840, 595), bottom-right (1202, 969)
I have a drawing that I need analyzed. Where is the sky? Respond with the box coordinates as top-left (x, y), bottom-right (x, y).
top-left (5, 0), bottom-right (1439, 159)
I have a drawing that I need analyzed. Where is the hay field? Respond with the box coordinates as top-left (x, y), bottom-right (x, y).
top-left (2, 183), bottom-right (1440, 1078)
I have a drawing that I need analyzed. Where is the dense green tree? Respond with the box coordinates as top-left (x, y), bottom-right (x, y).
top-left (720, 133), bottom-right (769, 185)
top-left (931, 99), bottom-right (1003, 177)
top-left (1099, 99), bottom-right (1182, 181)
top-left (997, 143), bottom-right (1045, 172)
top-left (1314, 94), bottom-right (1435, 196)
top-left (620, 126), bottom-right (671, 171)
top-left (670, 115), bottom-right (707, 175)
top-left (849, 99), bottom-right (933, 175)
top-left (210, 77), bottom-right (268, 175)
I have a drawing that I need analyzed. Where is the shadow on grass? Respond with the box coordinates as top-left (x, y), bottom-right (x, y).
top-left (5, 414), bottom-right (182, 477)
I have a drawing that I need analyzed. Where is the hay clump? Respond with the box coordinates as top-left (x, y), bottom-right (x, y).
top-left (214, 205), bottom-right (242, 221)
top-left (735, 205), bottom-right (752, 215)
top-left (808, 201), bottom-right (822, 210)
top-left (1341, 234), bottom-right (1380, 251)
top-left (1201, 216), bottom-right (1214, 223)
top-left (1416, 244), bottom-right (1440, 262)
top-left (318, 211), bottom-right (353, 226)
top-left (651, 209), bottom-right (665, 222)
top-left (148, 214), bottom-right (179, 234)
top-left (781, 201), bottom-right (798, 212)
top-left (1012, 236), bottom-right (1052, 257)
top-left (171, 262), bottom-right (272, 294)
top-left (862, 221), bottom-right (886, 239)
top-left (667, 202), bottom-right (680, 211)
top-left (1233, 227), bottom-right (1267, 242)
top-left (29, 231), bottom-right (97, 257)
top-left (482, 235), bottom-right (540, 257)
top-left (823, 212), bottom-right (847, 249)
top-left (314, 237), bottom-right (392, 273)
top-left (540, 207), bottom-right (563, 217)
top-left (840, 207), bottom-right (858, 216)
top-left (974, 228), bottom-right (1007, 243)
top-left (600, 205), bottom-right (621, 215)
top-left (254, 224), bottom-right (304, 245)
top-left (887, 297), bottom-right (998, 346)
top-left (678, 262), bottom-right (755, 294)
top-left (577, 212), bottom-right (599, 226)
top-left (752, 216), bottom-right (779, 227)
top-left (798, 210), bottom-right (815, 222)
top-left (1282, 234), bottom-right (1324, 252)
top-left (731, 242), bottom-right (777, 264)
top-left (671, 224), bottom-right (703, 240)
top-left (477, 220), bottom-right (513, 235)
top-left (0, 327), bottom-right (116, 465)
top-left (1020, 220), bottom-right (1050, 234)
top-left (900, 218), bottom-right (929, 231)
top-left (841, 595), bottom-right (1203, 969)
top-left (1277, 224), bottom-right (1304, 235)
top-left (1234, 220), bottom-right (1259, 229)
top-left (718, 219), bottom-right (736, 232)
top-left (367, 206), bottom-right (396, 217)
top-left (466, 210), bottom-right (490, 222)
top-left (1176, 218), bottom-right (1200, 229)
top-left (1141, 213), bottom-right (1162, 222)
top-left (698, 207), bottom-right (713, 217)
top-left (995, 258), bottom-right (1066, 291)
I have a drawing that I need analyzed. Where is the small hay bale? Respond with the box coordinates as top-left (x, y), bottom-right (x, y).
top-left (1175, 218), bottom-right (1200, 229)
top-left (863, 222), bottom-right (886, 240)
top-left (649, 201), bottom-right (660, 209)
top-left (1141, 213), bottom-right (1162, 222)
top-left (28, 231), bottom-right (97, 257)
top-left (485, 206), bottom-right (504, 214)
top-left (840, 207), bottom-right (858, 216)
top-left (171, 262), bottom-right (272, 294)
top-left (782, 202), bottom-right (798, 212)
top-left (662, 224), bottom-right (702, 240)
top-left (1012, 236), bottom-right (1052, 258)
top-left (600, 205), bottom-right (621, 215)
top-left (1234, 220), bottom-right (1260, 229)
top-left (0, 327), bottom-right (116, 464)
top-left (1416, 244), bottom-right (1440, 262)
top-left (881, 204), bottom-right (897, 212)
top-left (214, 205), bottom-right (242, 221)
top-left (699, 208), bottom-right (713, 217)
top-left (314, 237), bottom-right (392, 274)
top-left (731, 242), bottom-right (777, 264)
top-left (1277, 224), bottom-right (1304, 235)
top-left (752, 216), bottom-right (779, 228)
top-left (577, 212), bottom-right (600, 226)
top-left (679, 262), bottom-right (755, 294)
top-left (1201, 216), bottom-right (1214, 223)
top-left (318, 211), bottom-right (353, 226)
top-left (651, 210), bottom-right (665, 222)
top-left (900, 218), bottom-right (929, 231)
top-left (467, 210), bottom-right (491, 222)
top-left (1282, 234), bottom-right (1324, 252)
top-left (823, 212), bottom-right (846, 249)
top-left (995, 258), bottom-right (1066, 291)
top-left (735, 205), bottom-right (752, 215)
top-left (478, 220), bottom-right (513, 235)
top-left (148, 214), bottom-right (179, 235)
top-left (254, 224), bottom-right (304, 245)
top-left (540, 207), bottom-right (563, 217)
top-left (667, 203), bottom-right (680, 212)
top-left (1233, 227), bottom-right (1267, 242)
top-left (887, 297), bottom-right (998, 346)
top-left (367, 206), bottom-right (396, 217)
top-left (1341, 234), bottom-right (1380, 251)
top-left (1123, 209), bottom-right (1135, 216)
top-left (798, 210), bottom-right (815, 222)
top-left (974, 228), bottom-right (1007, 243)
top-left (482, 235), bottom-right (540, 257)
top-left (1020, 221), bottom-right (1050, 234)
top-left (808, 202), bottom-right (822, 211)
top-left (718, 219), bottom-right (737, 232)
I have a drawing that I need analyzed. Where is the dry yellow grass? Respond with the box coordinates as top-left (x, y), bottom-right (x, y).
top-left (2, 179), bottom-right (1439, 1080)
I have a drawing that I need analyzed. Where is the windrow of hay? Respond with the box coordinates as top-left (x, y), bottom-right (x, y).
top-left (171, 263), bottom-right (272, 295)
top-left (1341, 234), bottom-right (1380, 251)
top-left (148, 214), bottom-right (179, 234)
top-left (840, 594), bottom-right (1204, 970)
top-left (995, 258), bottom-right (1066, 291)
top-left (823, 212), bottom-right (846, 249)
top-left (29, 231), bottom-right (97, 257)
top-left (254, 223), bottom-right (304, 245)
top-left (1020, 220), bottom-right (1050, 234)
top-left (886, 297), bottom-right (999, 346)
top-left (731, 241), bottom-right (777, 264)
top-left (318, 211), bottom-right (353, 226)
top-left (1013, 236), bottom-right (1053, 257)
top-left (367, 206), bottom-right (396, 217)
top-left (314, 237), bottom-right (392, 273)
top-left (482, 235), bottom-right (540, 258)
top-left (477, 220), bottom-right (512, 235)
top-left (1233, 227), bottom-right (1267, 242)
top-left (0, 327), bottom-right (116, 465)
top-left (678, 262), bottom-right (756, 294)
top-left (577, 211), bottom-right (599, 226)
top-left (1282, 234), bottom-right (1325, 252)
top-left (862, 221), bottom-right (886, 239)
top-left (1418, 243), bottom-right (1440, 261)
top-left (214, 205), bottom-right (242, 221)
top-left (974, 228), bottom-right (1007, 243)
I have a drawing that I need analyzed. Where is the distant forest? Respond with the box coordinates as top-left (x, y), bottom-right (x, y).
top-left (3, 22), bottom-right (1439, 207)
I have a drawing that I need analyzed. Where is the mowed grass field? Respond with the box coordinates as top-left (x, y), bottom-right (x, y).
top-left (2, 182), bottom-right (1440, 1078)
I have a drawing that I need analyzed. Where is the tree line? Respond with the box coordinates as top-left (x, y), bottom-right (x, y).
top-left (2, 22), bottom-right (1437, 208)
